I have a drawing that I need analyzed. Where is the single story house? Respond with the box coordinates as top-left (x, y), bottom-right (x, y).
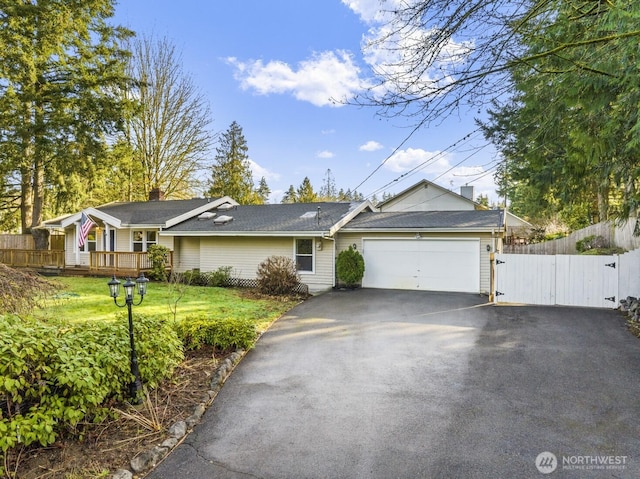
top-left (42, 180), bottom-right (526, 295)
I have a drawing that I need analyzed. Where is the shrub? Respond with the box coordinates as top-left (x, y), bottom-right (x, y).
top-left (576, 235), bottom-right (608, 252)
top-left (256, 256), bottom-right (300, 296)
top-left (175, 315), bottom-right (258, 352)
top-left (336, 245), bottom-right (365, 287)
top-left (0, 264), bottom-right (59, 317)
top-left (0, 313), bottom-right (183, 453)
top-left (147, 244), bottom-right (170, 281)
top-left (209, 266), bottom-right (233, 287)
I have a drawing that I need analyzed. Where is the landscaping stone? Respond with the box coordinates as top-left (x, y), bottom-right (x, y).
top-left (130, 446), bottom-right (168, 473)
top-left (110, 469), bottom-right (133, 479)
top-left (110, 348), bottom-right (248, 478)
top-left (168, 420), bottom-right (187, 439)
top-left (161, 437), bottom-right (179, 449)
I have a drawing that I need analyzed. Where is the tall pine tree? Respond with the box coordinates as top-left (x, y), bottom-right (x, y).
top-left (0, 0), bottom-right (134, 235)
top-left (207, 121), bottom-right (257, 204)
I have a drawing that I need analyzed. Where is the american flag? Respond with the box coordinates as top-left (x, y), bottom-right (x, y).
top-left (78, 212), bottom-right (96, 248)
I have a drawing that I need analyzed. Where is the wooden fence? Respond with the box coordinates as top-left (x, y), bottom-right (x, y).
top-left (0, 234), bottom-right (64, 250)
top-left (0, 234), bottom-right (34, 250)
top-left (0, 249), bottom-right (65, 269)
top-left (504, 219), bottom-right (640, 254)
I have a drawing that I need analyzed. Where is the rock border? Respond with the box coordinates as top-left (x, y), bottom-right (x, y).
top-left (110, 349), bottom-right (246, 479)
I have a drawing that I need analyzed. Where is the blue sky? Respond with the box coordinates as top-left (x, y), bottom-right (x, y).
top-left (113, 0), bottom-right (500, 204)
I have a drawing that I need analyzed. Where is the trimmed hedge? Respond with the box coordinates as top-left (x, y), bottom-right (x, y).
top-left (175, 315), bottom-right (259, 352)
top-left (0, 314), bottom-right (183, 453)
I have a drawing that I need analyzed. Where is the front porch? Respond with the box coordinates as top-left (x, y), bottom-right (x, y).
top-left (89, 251), bottom-right (173, 276)
top-left (0, 250), bottom-right (172, 277)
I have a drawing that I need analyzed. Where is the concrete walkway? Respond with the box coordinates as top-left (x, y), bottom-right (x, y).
top-left (147, 289), bottom-right (640, 478)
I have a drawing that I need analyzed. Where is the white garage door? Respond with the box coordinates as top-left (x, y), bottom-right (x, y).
top-left (362, 238), bottom-right (480, 293)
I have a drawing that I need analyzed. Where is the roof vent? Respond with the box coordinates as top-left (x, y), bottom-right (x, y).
top-left (217, 203), bottom-right (234, 211)
top-left (213, 215), bottom-right (233, 225)
top-left (198, 212), bottom-right (217, 220)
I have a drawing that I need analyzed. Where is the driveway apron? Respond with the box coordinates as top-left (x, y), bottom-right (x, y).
top-left (147, 290), bottom-right (640, 479)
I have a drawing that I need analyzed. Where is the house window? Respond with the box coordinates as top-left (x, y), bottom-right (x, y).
top-left (132, 230), bottom-right (157, 252)
top-left (81, 230), bottom-right (97, 252)
top-left (295, 238), bottom-right (314, 273)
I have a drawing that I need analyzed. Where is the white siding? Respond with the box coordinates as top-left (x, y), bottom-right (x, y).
top-left (380, 184), bottom-right (474, 211)
top-left (174, 237), bottom-right (200, 272)
top-left (159, 235), bottom-right (174, 250)
top-left (196, 236), bottom-right (334, 294)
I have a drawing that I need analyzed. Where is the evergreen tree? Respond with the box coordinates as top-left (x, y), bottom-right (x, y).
top-left (207, 121), bottom-right (256, 203)
top-left (481, 0), bottom-right (640, 225)
top-left (256, 177), bottom-right (271, 204)
top-left (0, 0), bottom-right (134, 233)
top-left (281, 185), bottom-right (297, 204)
top-left (296, 177), bottom-right (318, 203)
top-left (476, 194), bottom-right (490, 208)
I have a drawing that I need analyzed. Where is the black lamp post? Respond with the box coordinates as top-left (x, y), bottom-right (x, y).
top-left (108, 273), bottom-right (149, 402)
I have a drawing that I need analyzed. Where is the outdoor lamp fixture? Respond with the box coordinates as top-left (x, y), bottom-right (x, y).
top-left (108, 273), bottom-right (149, 402)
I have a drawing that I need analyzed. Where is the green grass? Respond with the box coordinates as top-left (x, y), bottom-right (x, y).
top-left (34, 276), bottom-right (299, 330)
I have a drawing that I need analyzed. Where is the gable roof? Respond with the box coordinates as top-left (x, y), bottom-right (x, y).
top-left (42, 197), bottom-right (237, 229)
top-left (377, 179), bottom-right (478, 211)
top-left (342, 210), bottom-right (505, 232)
top-left (162, 202), bottom-right (373, 236)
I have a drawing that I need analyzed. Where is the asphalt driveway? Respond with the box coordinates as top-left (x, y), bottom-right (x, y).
top-left (148, 289), bottom-right (640, 478)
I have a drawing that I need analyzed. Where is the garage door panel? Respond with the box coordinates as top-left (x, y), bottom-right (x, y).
top-left (362, 239), bottom-right (480, 293)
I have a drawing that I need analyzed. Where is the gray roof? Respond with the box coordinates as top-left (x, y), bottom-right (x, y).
top-left (96, 199), bottom-right (213, 225)
top-left (164, 202), bottom-right (359, 233)
top-left (342, 210), bottom-right (504, 230)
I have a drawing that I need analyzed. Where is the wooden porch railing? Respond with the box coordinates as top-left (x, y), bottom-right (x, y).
top-left (90, 251), bottom-right (173, 275)
top-left (0, 249), bottom-right (65, 269)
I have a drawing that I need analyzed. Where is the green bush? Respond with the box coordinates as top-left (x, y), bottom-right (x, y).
top-left (576, 235), bottom-right (608, 252)
top-left (175, 315), bottom-right (258, 351)
top-left (0, 314), bottom-right (183, 453)
top-left (256, 256), bottom-right (300, 296)
top-left (209, 266), bottom-right (233, 287)
top-left (147, 244), bottom-right (171, 281)
top-left (178, 267), bottom-right (232, 287)
top-left (336, 245), bottom-right (365, 287)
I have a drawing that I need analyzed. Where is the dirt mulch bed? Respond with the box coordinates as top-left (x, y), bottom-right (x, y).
top-left (7, 346), bottom-right (224, 479)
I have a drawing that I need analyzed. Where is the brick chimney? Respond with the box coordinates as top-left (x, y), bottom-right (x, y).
top-left (149, 188), bottom-right (165, 201)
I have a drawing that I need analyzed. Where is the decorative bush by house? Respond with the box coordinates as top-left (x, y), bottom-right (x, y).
top-left (336, 246), bottom-right (365, 288)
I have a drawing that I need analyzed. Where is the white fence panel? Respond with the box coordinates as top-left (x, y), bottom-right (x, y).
top-left (496, 253), bottom-right (619, 308)
top-left (495, 254), bottom-right (556, 305)
top-left (619, 249), bottom-right (640, 300)
top-left (554, 255), bottom-right (618, 308)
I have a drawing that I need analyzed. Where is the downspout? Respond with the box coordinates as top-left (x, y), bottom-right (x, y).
top-left (322, 234), bottom-right (336, 288)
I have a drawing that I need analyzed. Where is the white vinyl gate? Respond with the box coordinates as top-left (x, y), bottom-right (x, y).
top-left (494, 253), bottom-right (619, 308)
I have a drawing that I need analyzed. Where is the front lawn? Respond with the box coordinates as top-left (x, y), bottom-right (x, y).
top-left (34, 276), bottom-right (297, 331)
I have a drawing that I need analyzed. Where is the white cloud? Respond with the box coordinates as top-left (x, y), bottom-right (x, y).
top-left (227, 51), bottom-right (368, 107)
top-left (359, 140), bottom-right (383, 152)
top-left (385, 148), bottom-right (451, 174)
top-left (321, 129), bottom-right (336, 135)
top-left (342, 0), bottom-right (472, 101)
top-left (268, 189), bottom-right (284, 204)
top-left (317, 150), bottom-right (335, 159)
top-left (248, 159), bottom-right (280, 183)
top-left (341, 0), bottom-right (403, 24)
